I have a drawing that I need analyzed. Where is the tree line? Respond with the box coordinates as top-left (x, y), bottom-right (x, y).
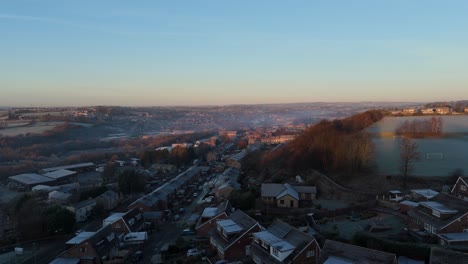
top-left (262, 110), bottom-right (384, 174)
top-left (395, 117), bottom-right (443, 137)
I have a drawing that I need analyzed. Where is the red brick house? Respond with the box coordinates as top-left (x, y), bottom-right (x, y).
top-left (103, 208), bottom-right (145, 235)
top-left (250, 220), bottom-right (320, 264)
top-left (196, 201), bottom-right (232, 237)
top-left (318, 240), bottom-right (397, 264)
top-left (407, 193), bottom-right (468, 235)
top-left (59, 225), bottom-right (118, 264)
top-left (451, 177), bottom-right (468, 201)
top-left (209, 210), bottom-right (262, 262)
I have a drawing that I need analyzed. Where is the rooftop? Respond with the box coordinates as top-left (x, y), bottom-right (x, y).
top-left (202, 207), bottom-right (218, 218)
top-left (218, 219), bottom-right (243, 234)
top-left (420, 201), bottom-right (458, 214)
top-left (42, 162), bottom-right (95, 172)
top-left (9, 173), bottom-right (55, 185)
top-left (438, 232), bottom-right (468, 241)
top-left (319, 240), bottom-right (397, 264)
top-left (430, 247), bottom-right (468, 264)
top-left (43, 169), bottom-right (76, 180)
top-left (103, 213), bottom-right (125, 224)
top-left (411, 189), bottom-right (439, 199)
top-left (66, 232), bottom-right (96, 245)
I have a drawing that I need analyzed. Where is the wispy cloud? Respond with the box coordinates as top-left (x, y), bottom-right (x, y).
top-left (0, 14), bottom-right (70, 24)
top-left (0, 13), bottom-right (208, 38)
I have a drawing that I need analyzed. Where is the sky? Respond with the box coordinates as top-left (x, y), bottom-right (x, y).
top-left (1, 0), bottom-right (468, 107)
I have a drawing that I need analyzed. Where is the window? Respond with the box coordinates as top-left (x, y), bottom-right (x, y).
top-left (79, 247), bottom-right (87, 253)
top-left (305, 193), bottom-right (311, 200)
top-left (272, 248), bottom-right (279, 256)
top-left (262, 240), bottom-right (268, 249)
top-left (280, 200), bottom-right (284, 205)
top-left (461, 185), bottom-right (467, 191)
top-left (306, 250), bottom-right (315, 257)
top-left (114, 223), bottom-right (121, 228)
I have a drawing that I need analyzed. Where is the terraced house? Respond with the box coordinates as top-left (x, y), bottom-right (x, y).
top-left (209, 210), bottom-right (262, 262)
top-left (250, 220), bottom-right (320, 264)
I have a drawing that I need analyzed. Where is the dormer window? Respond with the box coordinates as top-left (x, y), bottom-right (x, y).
top-left (272, 247), bottom-right (279, 256)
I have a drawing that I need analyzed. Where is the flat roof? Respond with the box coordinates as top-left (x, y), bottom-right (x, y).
top-left (438, 232), bottom-right (468, 241)
top-left (202, 207), bottom-right (218, 218)
top-left (9, 173), bottom-right (55, 185)
top-left (271, 240), bottom-right (296, 252)
top-left (255, 231), bottom-right (282, 245)
top-left (43, 169), bottom-right (76, 180)
top-left (42, 162), bottom-right (95, 172)
top-left (218, 219), bottom-right (243, 234)
top-left (420, 201), bottom-right (458, 214)
top-left (103, 213), bottom-right (125, 224)
top-left (66, 232), bottom-right (96, 245)
top-left (411, 189), bottom-right (439, 199)
top-left (400, 200), bottom-right (419, 207)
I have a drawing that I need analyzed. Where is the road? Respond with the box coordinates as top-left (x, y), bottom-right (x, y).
top-left (139, 223), bottom-right (180, 264)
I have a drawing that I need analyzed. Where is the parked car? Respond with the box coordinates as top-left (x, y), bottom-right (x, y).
top-left (182, 228), bottom-right (195, 236)
top-left (193, 192), bottom-right (198, 197)
top-left (187, 248), bottom-right (202, 257)
top-left (178, 208), bottom-right (186, 214)
top-left (174, 214), bottom-right (180, 221)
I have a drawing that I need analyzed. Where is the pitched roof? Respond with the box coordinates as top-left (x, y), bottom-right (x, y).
top-left (196, 201), bottom-right (232, 229)
top-left (252, 219), bottom-right (317, 263)
top-left (87, 225), bottom-right (118, 259)
top-left (97, 190), bottom-right (118, 200)
top-left (407, 193), bottom-right (468, 229)
top-left (73, 199), bottom-right (96, 209)
top-left (430, 247), bottom-right (468, 264)
top-left (122, 208), bottom-right (144, 232)
top-left (318, 240), bottom-right (397, 264)
top-left (208, 210), bottom-right (260, 251)
top-left (277, 183), bottom-right (299, 200)
top-left (261, 183), bottom-right (316, 200)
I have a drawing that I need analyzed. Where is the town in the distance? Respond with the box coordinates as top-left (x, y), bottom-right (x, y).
top-left (1, 101), bottom-right (468, 264)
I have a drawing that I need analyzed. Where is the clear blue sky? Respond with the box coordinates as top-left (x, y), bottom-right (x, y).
top-left (1, 1), bottom-right (468, 106)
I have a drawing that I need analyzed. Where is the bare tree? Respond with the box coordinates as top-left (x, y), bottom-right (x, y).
top-left (400, 137), bottom-right (420, 188)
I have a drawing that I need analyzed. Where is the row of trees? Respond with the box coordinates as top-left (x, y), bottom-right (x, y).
top-left (395, 117), bottom-right (443, 137)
